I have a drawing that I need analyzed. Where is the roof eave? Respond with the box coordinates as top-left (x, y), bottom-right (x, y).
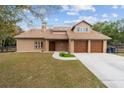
top-left (15, 37), bottom-right (45, 39)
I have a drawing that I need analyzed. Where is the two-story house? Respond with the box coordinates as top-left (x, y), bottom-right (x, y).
top-left (15, 20), bottom-right (111, 53)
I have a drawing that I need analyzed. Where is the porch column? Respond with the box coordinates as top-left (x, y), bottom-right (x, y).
top-left (103, 40), bottom-right (107, 53)
top-left (88, 40), bottom-right (91, 53)
top-left (69, 39), bottom-right (74, 53)
top-left (44, 39), bottom-right (49, 52)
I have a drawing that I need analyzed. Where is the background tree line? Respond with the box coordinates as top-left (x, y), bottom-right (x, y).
top-left (93, 19), bottom-right (124, 45)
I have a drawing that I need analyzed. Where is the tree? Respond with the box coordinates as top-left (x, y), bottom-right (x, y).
top-left (0, 5), bottom-right (60, 49)
top-left (0, 6), bottom-right (27, 47)
top-left (93, 19), bottom-right (124, 45)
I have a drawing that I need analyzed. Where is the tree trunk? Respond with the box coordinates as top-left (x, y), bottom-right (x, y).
top-left (0, 39), bottom-right (6, 52)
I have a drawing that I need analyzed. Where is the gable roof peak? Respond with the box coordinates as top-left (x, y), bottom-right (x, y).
top-left (81, 20), bottom-right (92, 26)
top-left (71, 20), bottom-right (92, 30)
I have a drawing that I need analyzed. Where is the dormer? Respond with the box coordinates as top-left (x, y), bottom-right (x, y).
top-left (71, 20), bottom-right (92, 32)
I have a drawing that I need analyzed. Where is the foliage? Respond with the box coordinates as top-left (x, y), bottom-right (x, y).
top-left (0, 6), bottom-right (27, 47)
top-left (93, 19), bottom-right (124, 45)
top-left (0, 5), bottom-right (60, 48)
top-left (59, 52), bottom-right (75, 57)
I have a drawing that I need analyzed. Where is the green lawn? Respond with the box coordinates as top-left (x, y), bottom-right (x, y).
top-left (0, 52), bottom-right (106, 88)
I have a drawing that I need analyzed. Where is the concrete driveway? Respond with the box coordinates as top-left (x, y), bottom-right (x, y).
top-left (74, 53), bottom-right (124, 88)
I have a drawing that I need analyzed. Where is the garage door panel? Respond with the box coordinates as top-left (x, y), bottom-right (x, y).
top-left (91, 40), bottom-right (103, 53)
top-left (74, 40), bottom-right (88, 53)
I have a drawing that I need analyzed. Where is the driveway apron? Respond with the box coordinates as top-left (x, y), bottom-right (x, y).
top-left (74, 53), bottom-right (124, 88)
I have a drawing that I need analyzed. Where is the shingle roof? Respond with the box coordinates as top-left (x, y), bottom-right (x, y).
top-left (43, 30), bottom-right (68, 39)
top-left (67, 30), bottom-right (111, 40)
top-left (15, 29), bottom-right (111, 40)
top-left (15, 20), bottom-right (111, 40)
top-left (15, 29), bottom-right (68, 39)
top-left (14, 29), bottom-right (44, 39)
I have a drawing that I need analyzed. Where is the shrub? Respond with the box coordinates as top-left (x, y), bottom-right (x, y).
top-left (59, 52), bottom-right (75, 57)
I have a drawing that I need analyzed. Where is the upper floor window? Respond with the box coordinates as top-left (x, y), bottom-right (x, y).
top-left (77, 27), bottom-right (88, 32)
top-left (34, 41), bottom-right (43, 49)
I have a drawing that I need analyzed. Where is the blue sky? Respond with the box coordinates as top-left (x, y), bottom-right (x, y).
top-left (18, 5), bottom-right (124, 31)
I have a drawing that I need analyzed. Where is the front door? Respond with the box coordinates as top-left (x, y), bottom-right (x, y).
top-left (49, 41), bottom-right (55, 51)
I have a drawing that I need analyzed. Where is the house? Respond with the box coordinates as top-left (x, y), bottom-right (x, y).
top-left (15, 20), bottom-right (111, 53)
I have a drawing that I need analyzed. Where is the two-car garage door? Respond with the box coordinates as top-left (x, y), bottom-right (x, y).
top-left (74, 40), bottom-right (103, 53)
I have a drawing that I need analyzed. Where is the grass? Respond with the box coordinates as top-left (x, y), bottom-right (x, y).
top-left (116, 53), bottom-right (124, 56)
top-left (59, 52), bottom-right (75, 57)
top-left (0, 52), bottom-right (106, 88)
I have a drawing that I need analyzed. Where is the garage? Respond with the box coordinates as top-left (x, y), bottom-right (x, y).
top-left (91, 40), bottom-right (103, 53)
top-left (74, 40), bottom-right (88, 53)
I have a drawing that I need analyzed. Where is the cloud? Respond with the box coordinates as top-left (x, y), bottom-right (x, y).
top-left (102, 14), bottom-right (108, 18)
top-left (101, 14), bottom-right (110, 22)
top-left (44, 18), bottom-right (48, 21)
top-left (121, 5), bottom-right (124, 9)
top-left (61, 5), bottom-right (69, 11)
top-left (64, 20), bottom-right (76, 24)
top-left (112, 5), bottom-right (118, 9)
top-left (100, 18), bottom-right (109, 22)
top-left (101, 13), bottom-right (118, 20)
top-left (101, 13), bottom-right (118, 21)
top-left (64, 16), bottom-right (98, 24)
top-left (112, 5), bottom-right (124, 9)
top-left (61, 5), bottom-right (96, 16)
top-left (54, 18), bottom-right (58, 21)
top-left (64, 18), bottom-right (80, 24)
top-left (67, 12), bottom-right (78, 16)
top-left (112, 13), bottom-right (118, 17)
top-left (64, 15), bottom-right (111, 25)
top-left (70, 5), bottom-right (96, 12)
top-left (79, 16), bottom-right (98, 23)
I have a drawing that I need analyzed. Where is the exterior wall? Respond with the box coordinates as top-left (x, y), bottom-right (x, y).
top-left (44, 39), bottom-right (49, 52)
top-left (103, 40), bottom-right (107, 53)
top-left (88, 40), bottom-right (91, 53)
top-left (16, 39), bottom-right (107, 53)
top-left (16, 39), bottom-right (44, 52)
top-left (69, 40), bottom-right (74, 53)
top-left (55, 40), bottom-right (68, 51)
top-left (73, 22), bottom-right (92, 32)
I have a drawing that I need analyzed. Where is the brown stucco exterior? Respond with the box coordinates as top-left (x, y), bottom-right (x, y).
top-left (73, 21), bottom-right (92, 32)
top-left (16, 39), bottom-right (44, 52)
top-left (15, 20), bottom-right (111, 53)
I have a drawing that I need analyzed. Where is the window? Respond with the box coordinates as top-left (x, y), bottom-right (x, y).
top-left (77, 27), bottom-right (88, 32)
top-left (34, 41), bottom-right (43, 49)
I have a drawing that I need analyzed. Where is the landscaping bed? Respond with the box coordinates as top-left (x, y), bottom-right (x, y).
top-left (59, 52), bottom-right (75, 57)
